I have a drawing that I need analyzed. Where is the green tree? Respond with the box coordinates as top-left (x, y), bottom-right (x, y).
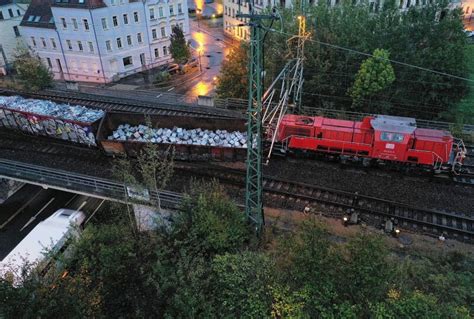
top-left (216, 44), bottom-right (248, 99)
top-left (370, 291), bottom-right (471, 319)
top-left (211, 252), bottom-right (274, 318)
top-left (264, 1), bottom-right (468, 120)
top-left (149, 180), bottom-right (255, 318)
top-left (348, 48), bottom-right (395, 110)
top-left (13, 47), bottom-right (52, 91)
top-left (169, 25), bottom-right (191, 64)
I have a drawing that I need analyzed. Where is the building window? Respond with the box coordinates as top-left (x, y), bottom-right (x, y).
top-left (78, 41), bottom-right (83, 51)
top-left (163, 46), bottom-right (167, 55)
top-left (50, 38), bottom-right (57, 49)
top-left (8, 8), bottom-right (13, 18)
top-left (13, 26), bottom-right (20, 37)
top-left (83, 19), bottom-right (89, 30)
top-left (169, 5), bottom-right (174, 15)
top-left (152, 28), bottom-right (157, 39)
top-left (159, 7), bottom-right (163, 17)
top-left (160, 27), bottom-right (166, 37)
top-left (123, 56), bottom-right (133, 67)
top-left (116, 37), bottom-right (122, 49)
top-left (66, 40), bottom-right (72, 50)
top-left (179, 23), bottom-right (183, 30)
top-left (0, 12), bottom-right (3, 20)
top-left (112, 16), bottom-right (118, 27)
top-left (127, 35), bottom-right (132, 46)
top-left (88, 41), bottom-right (94, 52)
top-left (154, 48), bottom-right (159, 58)
top-left (31, 36), bottom-right (36, 47)
top-left (72, 18), bottom-right (78, 30)
top-left (41, 37), bottom-right (46, 48)
top-left (123, 13), bottom-right (128, 24)
top-left (134, 11), bottom-right (139, 23)
top-left (178, 3), bottom-right (182, 14)
top-left (16, 9), bottom-right (21, 16)
top-left (61, 17), bottom-right (67, 28)
top-left (102, 17), bottom-right (108, 29)
top-left (46, 57), bottom-right (52, 68)
top-left (106, 40), bottom-right (112, 51)
top-left (150, 8), bottom-right (155, 20)
top-left (137, 32), bottom-right (143, 44)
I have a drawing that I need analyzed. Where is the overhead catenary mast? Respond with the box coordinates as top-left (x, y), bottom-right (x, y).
top-left (237, 0), bottom-right (276, 231)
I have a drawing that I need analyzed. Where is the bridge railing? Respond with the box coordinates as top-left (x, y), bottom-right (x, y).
top-left (0, 159), bottom-right (182, 209)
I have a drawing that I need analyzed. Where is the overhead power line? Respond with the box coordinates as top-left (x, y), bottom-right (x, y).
top-left (264, 27), bottom-right (474, 83)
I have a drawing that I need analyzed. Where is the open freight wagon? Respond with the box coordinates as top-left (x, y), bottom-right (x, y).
top-left (0, 105), bottom-right (101, 146)
top-left (97, 112), bottom-right (247, 161)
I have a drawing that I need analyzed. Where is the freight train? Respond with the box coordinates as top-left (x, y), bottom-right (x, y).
top-left (270, 114), bottom-right (467, 173)
top-left (0, 95), bottom-right (467, 173)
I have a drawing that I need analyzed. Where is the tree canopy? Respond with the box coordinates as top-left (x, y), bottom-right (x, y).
top-left (13, 47), bottom-right (52, 91)
top-left (169, 25), bottom-right (191, 64)
top-left (261, 0), bottom-right (468, 120)
top-left (216, 43), bottom-right (248, 99)
top-left (1, 200), bottom-right (472, 318)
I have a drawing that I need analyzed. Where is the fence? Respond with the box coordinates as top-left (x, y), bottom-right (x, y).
top-left (0, 159), bottom-right (182, 208)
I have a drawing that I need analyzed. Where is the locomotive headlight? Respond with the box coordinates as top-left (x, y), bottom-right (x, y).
top-left (343, 216), bottom-right (348, 222)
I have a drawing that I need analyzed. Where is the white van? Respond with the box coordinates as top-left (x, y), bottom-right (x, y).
top-left (0, 209), bottom-right (85, 285)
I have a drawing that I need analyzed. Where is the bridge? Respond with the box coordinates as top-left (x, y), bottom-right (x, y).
top-left (0, 159), bottom-right (182, 209)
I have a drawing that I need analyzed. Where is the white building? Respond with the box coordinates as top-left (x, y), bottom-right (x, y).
top-left (20, 0), bottom-right (189, 83)
top-left (223, 0), bottom-right (293, 41)
top-left (0, 0), bottom-right (28, 75)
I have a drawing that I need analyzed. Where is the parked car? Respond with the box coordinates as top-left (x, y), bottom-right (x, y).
top-left (158, 63), bottom-right (180, 74)
top-left (181, 58), bottom-right (199, 73)
top-left (185, 57), bottom-right (199, 68)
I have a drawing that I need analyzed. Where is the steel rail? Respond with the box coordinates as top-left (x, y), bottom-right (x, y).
top-left (176, 163), bottom-right (474, 241)
top-left (0, 88), bottom-right (244, 119)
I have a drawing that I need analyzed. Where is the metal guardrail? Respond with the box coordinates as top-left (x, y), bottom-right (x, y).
top-left (0, 159), bottom-right (182, 209)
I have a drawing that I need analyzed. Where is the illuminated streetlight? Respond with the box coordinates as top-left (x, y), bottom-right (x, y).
top-left (197, 46), bottom-right (203, 72)
top-left (196, 8), bottom-right (202, 29)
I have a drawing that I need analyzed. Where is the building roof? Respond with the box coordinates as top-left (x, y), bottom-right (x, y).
top-left (51, 0), bottom-right (106, 9)
top-left (370, 115), bottom-right (417, 134)
top-left (20, 0), bottom-right (106, 29)
top-left (0, 0), bottom-right (13, 6)
top-left (20, 0), bottom-right (55, 29)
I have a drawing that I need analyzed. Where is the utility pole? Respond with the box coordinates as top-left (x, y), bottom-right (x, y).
top-left (237, 3), bottom-right (275, 231)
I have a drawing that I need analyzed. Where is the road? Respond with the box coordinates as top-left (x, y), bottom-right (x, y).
top-left (0, 184), bottom-right (105, 260)
top-left (174, 18), bottom-right (233, 97)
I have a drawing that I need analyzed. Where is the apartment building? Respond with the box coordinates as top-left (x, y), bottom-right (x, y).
top-left (0, 0), bottom-right (28, 75)
top-left (223, 0), bottom-right (292, 40)
top-left (19, 0), bottom-right (189, 83)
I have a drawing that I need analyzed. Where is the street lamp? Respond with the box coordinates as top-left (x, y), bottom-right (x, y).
top-left (196, 8), bottom-right (202, 29)
top-left (197, 46), bottom-right (203, 72)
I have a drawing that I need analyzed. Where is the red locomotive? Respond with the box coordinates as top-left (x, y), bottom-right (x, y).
top-left (271, 114), bottom-right (466, 173)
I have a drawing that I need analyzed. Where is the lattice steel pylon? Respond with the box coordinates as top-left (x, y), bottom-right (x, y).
top-left (237, 4), bottom-right (275, 231)
top-left (262, 4), bottom-right (310, 164)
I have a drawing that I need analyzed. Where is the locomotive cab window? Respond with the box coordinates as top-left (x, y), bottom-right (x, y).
top-left (380, 132), bottom-right (404, 142)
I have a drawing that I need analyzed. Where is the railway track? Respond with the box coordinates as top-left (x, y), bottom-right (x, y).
top-left (0, 129), bottom-right (472, 241)
top-left (175, 162), bottom-right (474, 242)
top-left (0, 88), bottom-right (244, 119)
